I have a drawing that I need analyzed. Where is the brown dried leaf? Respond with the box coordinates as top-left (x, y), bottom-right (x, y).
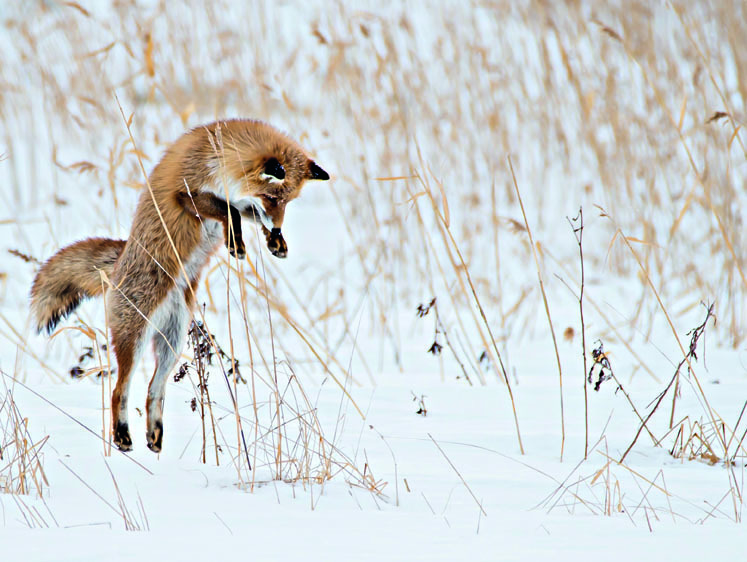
top-left (375, 176), bottom-right (416, 181)
top-left (600, 25), bottom-right (622, 42)
top-left (83, 41), bottom-right (116, 59)
top-left (61, 1), bottom-right (91, 17)
top-left (563, 326), bottom-right (575, 341)
top-left (506, 218), bottom-right (526, 233)
top-left (728, 125), bottom-right (742, 149)
top-left (69, 161), bottom-right (97, 174)
top-left (8, 249), bottom-right (40, 264)
top-left (180, 102), bottom-right (196, 126)
top-left (122, 180), bottom-right (146, 190)
top-left (144, 33), bottom-right (155, 77)
top-left (624, 236), bottom-right (656, 247)
top-left (706, 111), bottom-right (728, 124)
top-left (282, 90), bottom-right (295, 110)
top-left (312, 29), bottom-right (328, 44)
top-left (677, 95), bottom-right (687, 132)
top-left (78, 96), bottom-right (102, 109)
top-left (128, 148), bottom-right (150, 161)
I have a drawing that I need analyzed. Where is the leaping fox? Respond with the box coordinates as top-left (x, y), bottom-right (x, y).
top-left (30, 119), bottom-right (329, 452)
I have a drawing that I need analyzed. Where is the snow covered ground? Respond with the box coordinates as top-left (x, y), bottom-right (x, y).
top-left (1, 0), bottom-right (746, 560)
top-left (3, 363), bottom-right (746, 560)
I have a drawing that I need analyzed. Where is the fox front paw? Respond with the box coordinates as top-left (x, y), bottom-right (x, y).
top-left (266, 228), bottom-right (287, 259)
top-left (228, 242), bottom-right (246, 260)
top-left (226, 234), bottom-right (246, 260)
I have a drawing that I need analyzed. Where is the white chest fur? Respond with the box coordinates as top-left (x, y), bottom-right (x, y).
top-left (180, 220), bottom-right (222, 289)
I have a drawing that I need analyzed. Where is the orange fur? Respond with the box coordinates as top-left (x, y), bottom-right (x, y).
top-left (30, 119), bottom-right (329, 452)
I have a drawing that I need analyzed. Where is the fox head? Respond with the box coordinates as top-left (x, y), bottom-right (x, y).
top-left (202, 119), bottom-right (329, 249)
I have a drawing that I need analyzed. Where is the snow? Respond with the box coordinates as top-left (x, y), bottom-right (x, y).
top-left (3, 371), bottom-right (745, 560)
top-left (1, 0), bottom-right (746, 560)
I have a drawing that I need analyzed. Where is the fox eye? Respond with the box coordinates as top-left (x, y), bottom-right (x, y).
top-left (264, 157), bottom-right (285, 181)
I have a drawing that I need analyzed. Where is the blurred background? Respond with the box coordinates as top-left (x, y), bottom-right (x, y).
top-left (0, 0), bottom-right (744, 388)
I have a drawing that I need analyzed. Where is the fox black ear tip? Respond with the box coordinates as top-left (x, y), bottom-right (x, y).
top-left (309, 161), bottom-right (330, 181)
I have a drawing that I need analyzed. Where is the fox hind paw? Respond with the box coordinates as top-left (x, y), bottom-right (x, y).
top-left (114, 421), bottom-right (133, 452)
top-left (146, 420), bottom-right (163, 453)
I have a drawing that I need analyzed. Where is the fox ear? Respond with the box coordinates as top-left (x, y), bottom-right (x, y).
top-left (308, 161), bottom-right (330, 181)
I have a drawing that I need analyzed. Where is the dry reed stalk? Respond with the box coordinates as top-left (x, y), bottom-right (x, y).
top-left (618, 302), bottom-right (718, 463)
top-left (416, 165), bottom-right (524, 453)
top-left (596, 15), bottom-right (746, 332)
top-left (1, 0), bottom-right (744, 521)
top-left (104, 460), bottom-right (150, 531)
top-left (547, 248), bottom-right (663, 383)
top-left (233, 264), bottom-right (365, 413)
top-left (605, 215), bottom-right (726, 454)
top-left (181, 227), bottom-right (378, 490)
top-left (231, 256), bottom-right (258, 488)
top-left (100, 273), bottom-right (114, 456)
top-left (428, 433), bottom-right (486, 516)
top-left (253, 244), bottom-right (284, 481)
top-left (568, 208), bottom-right (589, 458)
top-left (397, 176), bottom-right (487, 385)
top-left (508, 156), bottom-right (564, 460)
top-left (1, 374), bottom-right (49, 498)
top-left (0, 312), bottom-right (67, 384)
top-left (668, 2), bottom-right (747, 160)
top-left (2, 372), bottom-right (154, 475)
top-left (8, 0), bottom-right (744, 351)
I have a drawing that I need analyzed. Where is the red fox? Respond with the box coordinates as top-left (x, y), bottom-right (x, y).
top-left (30, 119), bottom-right (329, 452)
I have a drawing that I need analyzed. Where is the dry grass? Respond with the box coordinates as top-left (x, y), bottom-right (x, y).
top-left (1, 0), bottom-right (742, 349)
top-left (0, 373), bottom-right (49, 497)
top-left (0, 0), bottom-right (744, 521)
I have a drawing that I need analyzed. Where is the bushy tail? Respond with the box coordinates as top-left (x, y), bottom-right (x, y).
top-left (30, 237), bottom-right (126, 334)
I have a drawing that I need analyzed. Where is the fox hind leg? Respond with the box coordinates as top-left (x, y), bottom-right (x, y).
top-left (146, 289), bottom-right (190, 453)
top-left (110, 313), bottom-right (148, 452)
